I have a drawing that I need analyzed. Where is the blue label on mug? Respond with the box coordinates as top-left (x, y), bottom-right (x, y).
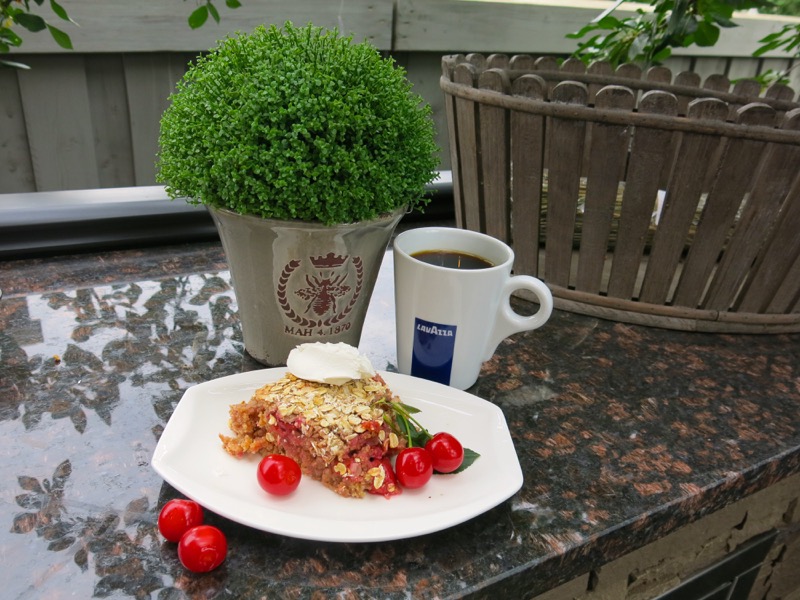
top-left (411, 318), bottom-right (457, 385)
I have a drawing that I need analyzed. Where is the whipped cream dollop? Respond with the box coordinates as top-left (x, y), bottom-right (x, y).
top-left (286, 342), bottom-right (376, 386)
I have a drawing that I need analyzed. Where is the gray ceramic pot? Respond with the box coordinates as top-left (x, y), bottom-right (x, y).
top-left (209, 205), bottom-right (405, 366)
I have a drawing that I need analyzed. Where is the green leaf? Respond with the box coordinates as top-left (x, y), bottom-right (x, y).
top-left (408, 427), bottom-right (431, 449)
top-left (47, 24), bottom-right (72, 49)
top-left (15, 13), bottom-right (47, 33)
top-left (396, 401), bottom-right (421, 415)
top-left (695, 21), bottom-right (720, 47)
top-left (49, 0), bottom-right (71, 22)
top-left (754, 24), bottom-right (800, 57)
top-left (567, 23), bottom-right (602, 39)
top-left (225, 0), bottom-right (242, 7)
top-left (596, 15), bottom-right (623, 30)
top-left (0, 28), bottom-right (23, 47)
top-left (207, 1), bottom-right (220, 24)
top-left (188, 5), bottom-right (209, 29)
top-left (651, 47), bottom-right (672, 63)
top-left (753, 42), bottom-right (778, 57)
top-left (702, 3), bottom-right (734, 23)
top-left (758, 31), bottom-right (784, 44)
top-left (446, 448), bottom-right (480, 474)
top-left (628, 31), bottom-right (650, 60)
top-left (713, 15), bottom-right (737, 28)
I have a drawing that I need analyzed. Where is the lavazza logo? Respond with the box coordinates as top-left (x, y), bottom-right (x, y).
top-left (416, 323), bottom-right (454, 336)
top-left (277, 252), bottom-right (364, 338)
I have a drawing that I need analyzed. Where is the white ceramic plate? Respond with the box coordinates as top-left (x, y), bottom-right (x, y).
top-left (152, 368), bottom-right (523, 542)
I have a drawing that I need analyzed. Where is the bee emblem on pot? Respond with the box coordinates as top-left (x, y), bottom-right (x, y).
top-left (277, 252), bottom-right (364, 332)
top-left (297, 272), bottom-right (351, 316)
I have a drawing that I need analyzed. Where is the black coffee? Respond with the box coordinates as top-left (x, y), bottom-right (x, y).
top-left (411, 250), bottom-right (494, 270)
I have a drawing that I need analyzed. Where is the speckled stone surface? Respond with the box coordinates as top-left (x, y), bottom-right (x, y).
top-left (1, 241), bottom-right (799, 599)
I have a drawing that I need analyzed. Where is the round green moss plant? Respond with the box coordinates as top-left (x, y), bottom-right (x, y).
top-left (157, 22), bottom-right (439, 225)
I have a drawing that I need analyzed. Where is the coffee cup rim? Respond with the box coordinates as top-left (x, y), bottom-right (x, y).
top-left (394, 227), bottom-right (513, 270)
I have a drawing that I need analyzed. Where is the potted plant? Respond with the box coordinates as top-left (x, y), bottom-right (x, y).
top-left (157, 21), bottom-right (438, 365)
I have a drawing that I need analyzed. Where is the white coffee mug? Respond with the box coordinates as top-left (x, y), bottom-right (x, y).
top-left (393, 227), bottom-right (553, 390)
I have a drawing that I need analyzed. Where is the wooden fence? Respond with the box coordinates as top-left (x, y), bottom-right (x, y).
top-left (2, 0), bottom-right (799, 194)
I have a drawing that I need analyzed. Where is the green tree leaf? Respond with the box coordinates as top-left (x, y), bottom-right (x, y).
top-left (188, 5), bottom-right (209, 29)
top-left (759, 31), bottom-right (785, 43)
top-left (567, 0), bottom-right (794, 68)
top-left (47, 24), bottom-right (72, 49)
top-left (652, 47), bottom-right (673, 63)
top-left (226, 0), bottom-right (243, 7)
top-left (753, 42), bottom-right (778, 56)
top-left (699, 0), bottom-right (735, 25)
top-left (0, 28), bottom-right (23, 47)
top-left (207, 1), bottom-right (221, 24)
top-left (15, 13), bottom-right (47, 33)
top-left (595, 15), bottom-right (624, 30)
top-left (49, 0), bottom-right (71, 22)
top-left (754, 23), bottom-right (800, 56)
top-left (695, 21), bottom-right (721, 46)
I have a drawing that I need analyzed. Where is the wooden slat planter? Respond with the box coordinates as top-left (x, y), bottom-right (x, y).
top-left (441, 54), bottom-right (800, 333)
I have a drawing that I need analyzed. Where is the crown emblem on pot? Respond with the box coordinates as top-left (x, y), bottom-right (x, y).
top-left (310, 253), bottom-right (347, 268)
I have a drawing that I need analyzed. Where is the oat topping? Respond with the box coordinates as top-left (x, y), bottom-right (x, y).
top-left (244, 373), bottom-right (388, 461)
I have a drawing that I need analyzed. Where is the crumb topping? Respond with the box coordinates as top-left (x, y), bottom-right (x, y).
top-left (240, 373), bottom-right (399, 462)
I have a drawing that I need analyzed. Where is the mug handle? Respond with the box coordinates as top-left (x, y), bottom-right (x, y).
top-left (483, 275), bottom-right (553, 361)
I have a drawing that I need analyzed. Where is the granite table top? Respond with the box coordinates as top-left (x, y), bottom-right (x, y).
top-left (1, 241), bottom-right (799, 600)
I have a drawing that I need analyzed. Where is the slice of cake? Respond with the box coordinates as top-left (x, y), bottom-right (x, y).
top-left (220, 343), bottom-right (406, 498)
